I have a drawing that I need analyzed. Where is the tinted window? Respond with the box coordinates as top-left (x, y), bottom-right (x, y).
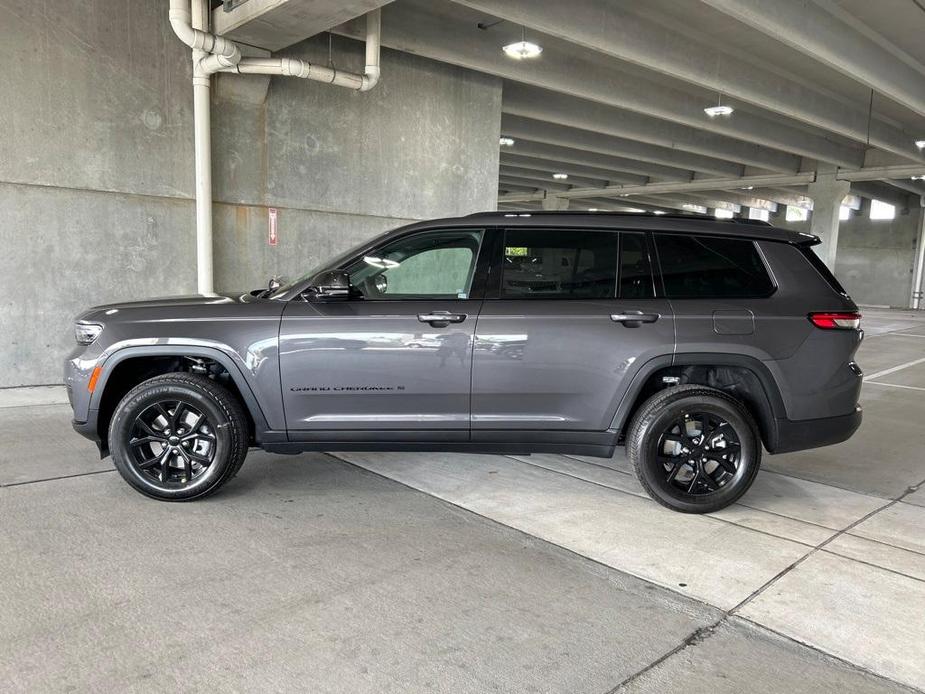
top-left (655, 234), bottom-right (774, 298)
top-left (346, 229), bottom-right (483, 299)
top-left (619, 233), bottom-right (654, 299)
top-left (502, 229), bottom-right (617, 299)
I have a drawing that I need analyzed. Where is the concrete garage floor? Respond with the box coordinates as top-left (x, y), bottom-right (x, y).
top-left (2, 309), bottom-right (924, 693)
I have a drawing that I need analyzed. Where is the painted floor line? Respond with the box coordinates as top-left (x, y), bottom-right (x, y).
top-left (863, 357), bottom-right (925, 381)
top-left (865, 381), bottom-right (925, 392)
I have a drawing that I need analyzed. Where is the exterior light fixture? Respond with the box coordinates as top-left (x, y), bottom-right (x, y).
top-left (552, 173), bottom-right (568, 180)
top-left (503, 26), bottom-right (543, 60)
top-left (587, 208), bottom-right (600, 211)
top-left (499, 136), bottom-right (515, 147)
top-left (916, 140), bottom-right (925, 149)
top-left (911, 175), bottom-right (925, 181)
top-left (739, 185), bottom-right (754, 190)
top-left (652, 210), bottom-right (667, 215)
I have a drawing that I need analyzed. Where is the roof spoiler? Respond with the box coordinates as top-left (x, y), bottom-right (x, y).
top-left (794, 232), bottom-right (821, 246)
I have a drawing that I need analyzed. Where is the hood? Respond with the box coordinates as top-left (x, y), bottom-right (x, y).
top-left (76, 292), bottom-right (269, 322)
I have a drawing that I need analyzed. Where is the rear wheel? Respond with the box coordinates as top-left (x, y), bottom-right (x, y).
top-left (109, 373), bottom-right (249, 501)
top-left (627, 385), bottom-right (761, 513)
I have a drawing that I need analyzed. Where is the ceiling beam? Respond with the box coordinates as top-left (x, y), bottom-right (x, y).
top-left (453, 0), bottom-right (923, 163)
top-left (499, 173), bottom-right (817, 203)
top-left (849, 182), bottom-right (911, 208)
top-left (500, 153), bottom-right (648, 186)
top-left (503, 82), bottom-right (800, 173)
top-left (500, 165), bottom-right (605, 188)
top-left (502, 115), bottom-right (734, 178)
top-left (500, 140), bottom-right (663, 182)
top-left (502, 116), bottom-right (697, 180)
top-left (499, 175), bottom-right (570, 193)
top-left (700, 0), bottom-right (925, 119)
top-left (335, 0), bottom-right (865, 167)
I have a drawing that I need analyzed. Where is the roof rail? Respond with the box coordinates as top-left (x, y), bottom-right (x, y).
top-left (468, 210), bottom-right (773, 226)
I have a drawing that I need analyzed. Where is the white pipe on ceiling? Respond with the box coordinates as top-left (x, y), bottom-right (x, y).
top-left (168, 0), bottom-right (382, 293)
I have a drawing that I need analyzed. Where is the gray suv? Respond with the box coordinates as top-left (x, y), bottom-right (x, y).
top-left (66, 211), bottom-right (863, 513)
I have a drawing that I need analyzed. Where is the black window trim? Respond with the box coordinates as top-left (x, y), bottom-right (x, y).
top-left (652, 232), bottom-right (779, 300)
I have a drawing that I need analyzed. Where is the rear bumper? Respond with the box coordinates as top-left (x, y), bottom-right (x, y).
top-left (769, 406), bottom-right (862, 454)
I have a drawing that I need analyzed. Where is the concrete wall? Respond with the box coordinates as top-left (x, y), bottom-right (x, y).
top-left (0, 3), bottom-right (501, 387)
top-left (773, 203), bottom-right (922, 308)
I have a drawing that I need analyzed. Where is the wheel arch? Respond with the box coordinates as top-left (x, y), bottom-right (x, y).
top-left (92, 346), bottom-right (271, 453)
top-left (612, 353), bottom-right (787, 452)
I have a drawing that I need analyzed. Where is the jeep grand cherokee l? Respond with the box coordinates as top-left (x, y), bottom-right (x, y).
top-left (66, 211), bottom-right (862, 513)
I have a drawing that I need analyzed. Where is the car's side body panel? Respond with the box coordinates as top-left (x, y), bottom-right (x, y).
top-left (278, 298), bottom-right (479, 436)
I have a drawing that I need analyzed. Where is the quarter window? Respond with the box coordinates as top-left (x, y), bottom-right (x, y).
top-left (501, 229), bottom-right (618, 299)
top-left (655, 234), bottom-right (774, 298)
top-left (346, 229), bottom-right (483, 299)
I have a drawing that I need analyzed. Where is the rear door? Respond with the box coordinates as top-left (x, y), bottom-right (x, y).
top-left (471, 227), bottom-right (674, 439)
top-left (279, 228), bottom-right (486, 440)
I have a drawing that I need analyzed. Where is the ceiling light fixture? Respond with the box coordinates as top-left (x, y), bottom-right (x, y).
top-left (503, 26), bottom-right (543, 60)
top-left (911, 175), bottom-right (925, 181)
top-left (552, 172), bottom-right (568, 180)
top-left (704, 104), bottom-right (734, 117)
top-left (739, 185), bottom-right (754, 190)
top-left (499, 136), bottom-right (515, 147)
top-left (652, 210), bottom-right (667, 215)
top-left (704, 93), bottom-right (734, 118)
top-left (916, 140), bottom-right (925, 149)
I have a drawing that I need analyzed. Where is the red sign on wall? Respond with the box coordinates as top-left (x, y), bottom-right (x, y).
top-left (268, 208), bottom-right (278, 246)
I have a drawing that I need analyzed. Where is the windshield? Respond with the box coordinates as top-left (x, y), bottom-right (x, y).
top-left (268, 226), bottom-right (403, 298)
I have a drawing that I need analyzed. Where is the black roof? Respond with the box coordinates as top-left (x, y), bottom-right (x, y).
top-left (420, 210), bottom-right (820, 245)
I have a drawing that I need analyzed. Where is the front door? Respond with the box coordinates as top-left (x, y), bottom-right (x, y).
top-left (279, 228), bottom-right (485, 440)
top-left (471, 228), bottom-right (674, 438)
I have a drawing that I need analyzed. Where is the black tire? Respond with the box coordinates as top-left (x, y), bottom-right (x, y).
top-left (626, 385), bottom-right (761, 514)
top-left (109, 373), bottom-right (249, 501)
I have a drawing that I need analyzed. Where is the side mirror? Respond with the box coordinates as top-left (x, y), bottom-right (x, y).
top-left (304, 270), bottom-right (351, 301)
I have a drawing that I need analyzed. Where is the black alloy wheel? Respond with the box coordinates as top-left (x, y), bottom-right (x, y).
top-left (627, 385), bottom-right (761, 513)
top-left (655, 412), bottom-right (741, 495)
top-left (128, 400), bottom-right (216, 487)
top-left (109, 373), bottom-right (249, 501)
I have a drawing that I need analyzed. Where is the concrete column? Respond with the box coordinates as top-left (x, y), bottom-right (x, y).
top-left (912, 206), bottom-right (925, 309)
top-left (807, 171), bottom-right (850, 269)
top-left (541, 195), bottom-right (570, 210)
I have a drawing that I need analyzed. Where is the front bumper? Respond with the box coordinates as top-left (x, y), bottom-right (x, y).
top-left (770, 406), bottom-right (862, 454)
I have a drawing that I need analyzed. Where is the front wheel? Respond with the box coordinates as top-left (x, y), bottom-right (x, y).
top-left (626, 385), bottom-right (761, 513)
top-left (109, 373), bottom-right (249, 501)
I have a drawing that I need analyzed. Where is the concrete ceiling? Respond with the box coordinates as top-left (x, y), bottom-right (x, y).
top-left (246, 0), bottom-right (925, 214)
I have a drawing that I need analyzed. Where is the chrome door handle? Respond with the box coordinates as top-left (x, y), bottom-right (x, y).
top-left (418, 312), bottom-right (467, 327)
top-left (611, 311), bottom-right (659, 327)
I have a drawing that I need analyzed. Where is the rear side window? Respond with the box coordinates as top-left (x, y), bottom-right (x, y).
top-left (655, 234), bottom-right (775, 298)
top-left (502, 229), bottom-right (618, 299)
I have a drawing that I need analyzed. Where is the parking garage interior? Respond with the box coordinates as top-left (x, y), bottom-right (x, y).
top-left (2, 1), bottom-right (925, 692)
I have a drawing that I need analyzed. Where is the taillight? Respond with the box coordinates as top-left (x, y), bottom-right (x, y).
top-left (808, 312), bottom-right (861, 330)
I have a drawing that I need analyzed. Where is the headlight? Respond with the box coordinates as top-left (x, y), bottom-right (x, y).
top-left (75, 322), bottom-right (103, 345)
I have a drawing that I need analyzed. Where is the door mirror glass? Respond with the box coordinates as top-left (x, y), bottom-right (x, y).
top-left (303, 270), bottom-right (351, 301)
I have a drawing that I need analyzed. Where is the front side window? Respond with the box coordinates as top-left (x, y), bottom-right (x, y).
top-left (501, 229), bottom-right (618, 299)
top-left (346, 229), bottom-right (483, 299)
top-left (655, 234), bottom-right (775, 298)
